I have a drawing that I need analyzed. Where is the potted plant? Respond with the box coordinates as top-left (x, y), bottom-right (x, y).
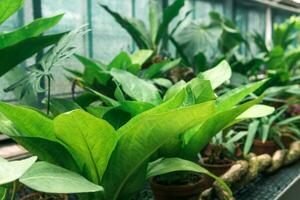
top-left (243, 105), bottom-right (300, 156)
top-left (0, 88), bottom-right (231, 200)
top-left (199, 130), bottom-right (247, 189)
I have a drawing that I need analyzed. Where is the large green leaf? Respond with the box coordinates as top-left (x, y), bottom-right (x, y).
top-left (147, 158), bottom-right (231, 196)
top-left (0, 14), bottom-right (63, 49)
top-left (100, 4), bottom-right (151, 49)
top-left (0, 156), bottom-right (37, 185)
top-left (75, 54), bottom-right (110, 86)
top-left (155, 0), bottom-right (185, 45)
top-left (149, 0), bottom-right (159, 44)
top-left (20, 162), bottom-right (103, 194)
top-left (54, 110), bottom-right (117, 184)
top-left (0, 0), bottom-right (23, 25)
top-left (102, 100), bottom-right (216, 200)
top-left (182, 96), bottom-right (264, 160)
top-left (0, 33), bottom-right (64, 77)
top-left (216, 80), bottom-right (267, 112)
top-left (0, 102), bottom-right (55, 140)
top-left (130, 50), bottom-right (153, 66)
top-left (111, 68), bottom-right (162, 105)
top-left (199, 60), bottom-right (232, 89)
top-left (0, 108), bottom-right (80, 172)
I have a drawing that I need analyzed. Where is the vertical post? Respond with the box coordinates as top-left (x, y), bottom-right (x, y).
top-left (131, 0), bottom-right (136, 52)
top-left (32, 0), bottom-right (44, 107)
top-left (224, 0), bottom-right (234, 20)
top-left (162, 0), bottom-right (169, 52)
top-left (265, 6), bottom-right (272, 48)
top-left (87, 0), bottom-right (94, 58)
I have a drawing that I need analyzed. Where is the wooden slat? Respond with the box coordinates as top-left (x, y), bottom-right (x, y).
top-left (0, 143), bottom-right (29, 160)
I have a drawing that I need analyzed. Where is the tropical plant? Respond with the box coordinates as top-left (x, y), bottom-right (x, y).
top-left (251, 16), bottom-right (300, 90)
top-left (0, 88), bottom-right (232, 200)
top-left (243, 105), bottom-right (300, 155)
top-left (0, 0), bottom-right (66, 103)
top-left (4, 26), bottom-right (88, 114)
top-left (0, 156), bottom-right (102, 200)
top-left (171, 11), bottom-right (245, 73)
top-left (66, 50), bottom-right (180, 104)
top-left (100, 0), bottom-right (185, 55)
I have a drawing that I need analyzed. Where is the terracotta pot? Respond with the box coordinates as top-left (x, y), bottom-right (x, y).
top-left (251, 139), bottom-right (279, 155)
top-left (199, 158), bottom-right (234, 190)
top-left (281, 135), bottom-right (295, 148)
top-left (150, 174), bottom-right (204, 200)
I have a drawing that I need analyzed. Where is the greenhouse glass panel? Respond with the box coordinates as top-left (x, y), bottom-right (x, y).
top-left (0, 11), bottom-right (24, 101)
top-left (91, 0), bottom-right (133, 63)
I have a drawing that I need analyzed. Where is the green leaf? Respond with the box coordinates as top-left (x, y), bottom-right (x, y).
top-left (20, 162), bottom-right (103, 194)
top-left (155, 0), bottom-right (185, 45)
top-left (130, 50), bottom-right (153, 66)
top-left (149, 0), bottom-right (159, 44)
top-left (49, 98), bottom-right (82, 117)
top-left (111, 68), bottom-right (162, 105)
top-left (216, 79), bottom-right (267, 112)
top-left (163, 80), bottom-right (186, 101)
top-left (108, 51), bottom-right (131, 70)
top-left (86, 105), bottom-right (113, 118)
top-left (277, 115), bottom-right (300, 126)
top-left (86, 88), bottom-right (120, 107)
top-left (0, 0), bottom-right (23, 25)
top-left (0, 156), bottom-right (37, 185)
top-left (182, 96), bottom-right (264, 160)
top-left (199, 60), bottom-right (232, 89)
top-left (0, 187), bottom-right (6, 200)
top-left (236, 105), bottom-right (275, 120)
top-left (100, 4), bottom-right (151, 49)
top-left (102, 100), bottom-right (216, 200)
top-left (75, 54), bottom-right (110, 86)
top-left (243, 120), bottom-right (260, 155)
top-left (0, 108), bottom-right (80, 172)
top-left (119, 101), bottom-right (154, 116)
top-left (0, 102), bottom-right (55, 140)
top-left (142, 58), bottom-right (181, 79)
top-left (147, 158), bottom-right (232, 196)
top-left (0, 33), bottom-right (65, 77)
top-left (102, 108), bottom-right (131, 129)
top-left (54, 110), bottom-right (117, 184)
top-left (0, 14), bottom-right (63, 49)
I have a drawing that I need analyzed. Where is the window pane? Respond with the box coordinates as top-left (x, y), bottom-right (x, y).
top-left (91, 0), bottom-right (133, 63)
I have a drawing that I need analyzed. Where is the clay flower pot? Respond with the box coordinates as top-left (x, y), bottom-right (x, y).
top-left (281, 135), bottom-right (295, 148)
top-left (150, 174), bottom-right (204, 200)
top-left (199, 158), bottom-right (234, 190)
top-left (251, 139), bottom-right (279, 155)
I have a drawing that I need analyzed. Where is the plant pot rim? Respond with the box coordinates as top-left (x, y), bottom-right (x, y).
top-left (253, 139), bottom-right (277, 147)
top-left (149, 173), bottom-right (203, 191)
top-left (199, 157), bottom-right (235, 169)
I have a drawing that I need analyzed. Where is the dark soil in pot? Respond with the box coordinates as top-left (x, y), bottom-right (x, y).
top-left (199, 157), bottom-right (235, 190)
top-left (150, 173), bottom-right (204, 200)
top-left (251, 139), bottom-right (280, 155)
top-left (20, 193), bottom-right (68, 200)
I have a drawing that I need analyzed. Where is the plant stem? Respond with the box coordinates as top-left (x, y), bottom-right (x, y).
top-left (47, 76), bottom-right (51, 115)
top-left (10, 181), bottom-right (16, 200)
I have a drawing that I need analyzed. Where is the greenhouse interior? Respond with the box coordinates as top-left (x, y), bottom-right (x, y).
top-left (0, 0), bottom-right (300, 199)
